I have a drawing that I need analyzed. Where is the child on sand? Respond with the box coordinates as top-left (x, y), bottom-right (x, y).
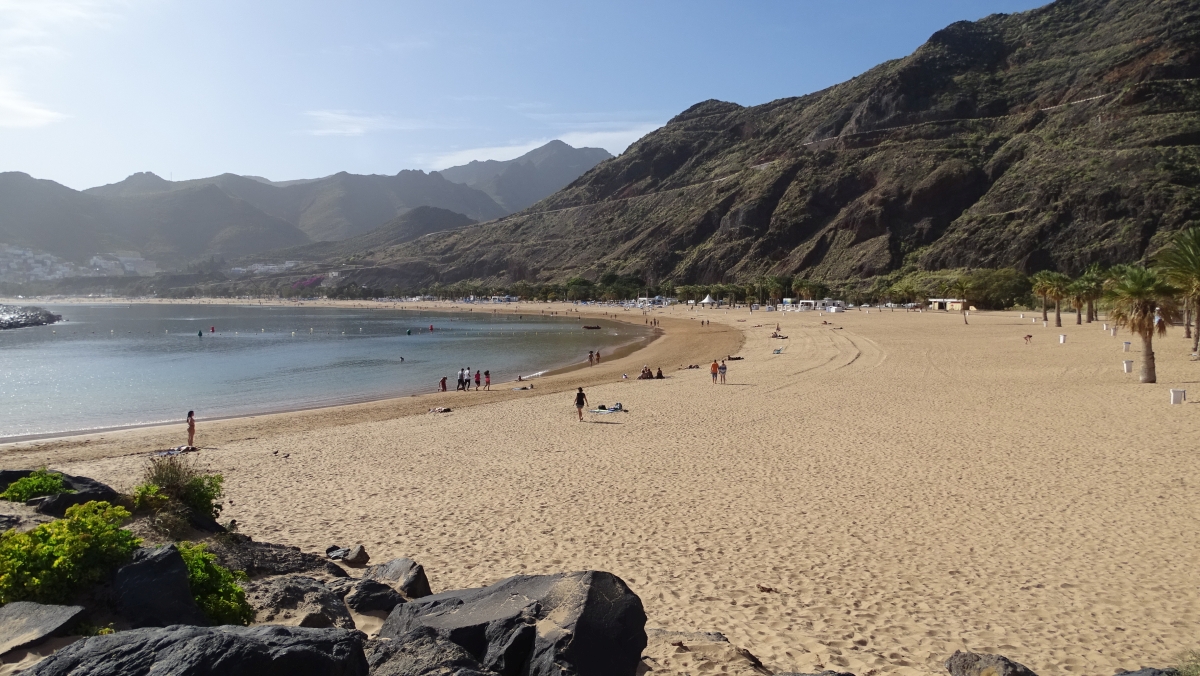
top-left (439, 376), bottom-right (448, 392)
top-left (474, 370), bottom-right (481, 391)
top-left (187, 410), bottom-right (196, 446)
top-left (484, 370), bottom-right (491, 390)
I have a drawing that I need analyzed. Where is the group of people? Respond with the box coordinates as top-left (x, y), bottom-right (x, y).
top-left (587, 350), bottom-right (602, 366)
top-left (636, 366), bottom-right (664, 380)
top-left (439, 368), bottom-right (491, 392)
top-left (710, 359), bottom-right (728, 384)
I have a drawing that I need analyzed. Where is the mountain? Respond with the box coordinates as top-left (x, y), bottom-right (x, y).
top-left (255, 206), bottom-right (476, 263)
top-left (352, 0), bottom-right (1199, 291)
top-left (87, 169), bottom-right (507, 241)
top-left (439, 140), bottom-right (614, 212)
top-left (0, 172), bottom-right (309, 264)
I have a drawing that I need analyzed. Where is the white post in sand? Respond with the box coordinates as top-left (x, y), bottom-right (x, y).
top-left (1020, 313), bottom-right (1025, 318)
top-left (1170, 389), bottom-right (1186, 405)
top-left (1123, 360), bottom-right (1134, 373)
top-left (1123, 342), bottom-right (1131, 352)
top-left (1103, 323), bottom-right (1108, 330)
top-left (1059, 335), bottom-right (1066, 344)
top-left (1110, 328), bottom-right (1116, 337)
top-left (1043, 321), bottom-right (1048, 327)
top-left (1032, 318), bottom-right (1036, 324)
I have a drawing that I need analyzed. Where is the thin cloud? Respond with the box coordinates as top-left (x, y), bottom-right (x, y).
top-left (0, 82), bottom-right (66, 128)
top-left (302, 110), bottom-right (446, 136)
top-left (0, 0), bottom-right (132, 128)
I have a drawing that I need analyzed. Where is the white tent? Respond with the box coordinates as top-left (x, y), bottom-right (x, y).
top-left (699, 294), bottom-right (717, 305)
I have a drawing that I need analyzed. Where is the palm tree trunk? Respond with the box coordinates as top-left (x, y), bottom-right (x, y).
top-left (963, 308), bottom-right (968, 325)
top-left (1193, 295), bottom-right (1200, 354)
top-left (1054, 299), bottom-right (1062, 327)
top-left (1184, 299), bottom-right (1193, 340)
top-left (1141, 332), bottom-right (1157, 383)
top-left (1042, 294), bottom-right (1049, 321)
top-left (1075, 304), bottom-right (1082, 324)
top-left (1086, 299), bottom-right (1094, 323)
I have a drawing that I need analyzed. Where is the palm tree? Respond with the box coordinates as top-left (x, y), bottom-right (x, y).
top-left (1030, 271), bottom-right (1055, 322)
top-left (950, 277), bottom-right (972, 324)
top-left (1067, 278), bottom-right (1088, 325)
top-left (1042, 272), bottom-right (1071, 327)
top-left (1155, 226), bottom-right (1200, 354)
top-left (1106, 266), bottom-right (1180, 383)
top-left (1077, 266), bottom-right (1105, 323)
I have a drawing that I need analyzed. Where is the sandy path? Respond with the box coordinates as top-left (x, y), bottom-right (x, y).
top-left (7, 305), bottom-right (1199, 674)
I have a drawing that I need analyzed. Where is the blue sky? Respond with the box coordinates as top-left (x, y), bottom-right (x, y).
top-left (1, 0), bottom-right (1047, 190)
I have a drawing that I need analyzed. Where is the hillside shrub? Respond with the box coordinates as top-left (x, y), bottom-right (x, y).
top-left (176, 542), bottom-right (254, 626)
top-left (1, 468), bottom-right (72, 502)
top-left (0, 501), bottom-right (140, 604)
top-left (139, 456), bottom-right (225, 522)
top-left (1177, 649), bottom-right (1200, 676)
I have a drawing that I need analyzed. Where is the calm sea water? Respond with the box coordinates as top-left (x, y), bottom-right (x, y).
top-left (0, 304), bottom-right (647, 439)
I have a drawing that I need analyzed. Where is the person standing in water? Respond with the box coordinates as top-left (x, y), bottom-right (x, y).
top-left (574, 387), bottom-right (588, 422)
top-left (187, 410), bottom-right (196, 447)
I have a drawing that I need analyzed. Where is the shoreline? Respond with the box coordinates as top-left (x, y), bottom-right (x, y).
top-left (0, 300), bottom-right (659, 443)
top-left (0, 299), bottom-right (741, 462)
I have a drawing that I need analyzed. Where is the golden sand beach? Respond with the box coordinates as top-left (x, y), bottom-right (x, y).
top-left (3, 302), bottom-right (1198, 675)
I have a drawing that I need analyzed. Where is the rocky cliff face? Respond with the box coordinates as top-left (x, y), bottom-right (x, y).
top-left (366, 0), bottom-right (1200, 288)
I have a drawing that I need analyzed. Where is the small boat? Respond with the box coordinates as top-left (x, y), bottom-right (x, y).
top-left (582, 325), bottom-right (602, 330)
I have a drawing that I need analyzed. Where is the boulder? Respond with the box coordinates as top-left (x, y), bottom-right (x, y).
top-left (115, 544), bottom-right (208, 628)
top-left (212, 534), bottom-right (348, 578)
top-left (0, 602), bottom-right (85, 655)
top-left (364, 558), bottom-right (432, 599)
top-left (344, 545), bottom-right (370, 567)
top-left (344, 580), bottom-right (406, 614)
top-left (946, 651), bottom-right (1038, 676)
top-left (34, 474), bottom-right (119, 518)
top-left (365, 627), bottom-right (493, 676)
top-left (378, 570), bottom-right (646, 676)
top-left (24, 624), bottom-right (368, 676)
top-left (245, 576), bottom-right (355, 629)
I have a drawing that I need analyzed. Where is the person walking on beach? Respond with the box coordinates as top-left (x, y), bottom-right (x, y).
top-left (483, 370), bottom-right (491, 390)
top-left (719, 360), bottom-right (727, 384)
top-left (710, 359), bottom-right (719, 383)
top-left (588, 351), bottom-right (594, 366)
top-left (595, 349), bottom-right (601, 364)
top-left (439, 376), bottom-right (448, 392)
top-left (474, 369), bottom-right (481, 391)
top-left (574, 387), bottom-right (588, 422)
top-left (187, 410), bottom-right (196, 447)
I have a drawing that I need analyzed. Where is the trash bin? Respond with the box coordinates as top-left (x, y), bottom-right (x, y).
top-left (1123, 360), bottom-right (1134, 374)
top-left (1170, 389), bottom-right (1186, 405)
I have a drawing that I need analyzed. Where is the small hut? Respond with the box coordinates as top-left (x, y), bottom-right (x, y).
top-left (699, 294), bottom-right (717, 307)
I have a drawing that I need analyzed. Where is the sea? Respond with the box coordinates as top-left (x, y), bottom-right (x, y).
top-left (0, 303), bottom-right (649, 440)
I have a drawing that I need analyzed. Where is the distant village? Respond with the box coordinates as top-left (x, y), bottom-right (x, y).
top-left (0, 245), bottom-right (158, 284)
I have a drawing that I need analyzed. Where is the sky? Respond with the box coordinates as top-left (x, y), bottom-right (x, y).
top-left (1, 0), bottom-right (1049, 190)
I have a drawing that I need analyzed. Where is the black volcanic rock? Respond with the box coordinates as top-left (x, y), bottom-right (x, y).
top-left (24, 624), bottom-right (368, 676)
top-left (115, 545), bottom-right (208, 628)
top-left (378, 570), bottom-right (646, 676)
top-left (0, 305), bottom-right (61, 330)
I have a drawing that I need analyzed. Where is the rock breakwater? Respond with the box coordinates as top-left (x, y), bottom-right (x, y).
top-left (0, 304), bottom-right (61, 330)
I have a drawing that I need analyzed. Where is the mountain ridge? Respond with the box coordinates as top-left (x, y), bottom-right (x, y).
top-left (342, 0), bottom-right (1200, 291)
top-left (439, 140), bottom-right (614, 212)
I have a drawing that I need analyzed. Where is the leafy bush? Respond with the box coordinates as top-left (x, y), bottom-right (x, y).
top-left (141, 456), bottom-right (224, 521)
top-left (131, 483), bottom-right (169, 512)
top-left (182, 475), bottom-right (224, 519)
top-left (176, 542), bottom-right (254, 626)
top-left (1, 469), bottom-right (73, 502)
top-left (0, 501), bottom-right (140, 604)
top-left (1177, 649), bottom-right (1200, 676)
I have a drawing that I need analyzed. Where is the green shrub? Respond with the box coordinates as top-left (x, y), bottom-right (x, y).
top-left (140, 456), bottom-right (224, 521)
top-left (1, 469), bottom-right (72, 502)
top-left (176, 541), bottom-right (254, 626)
top-left (131, 483), bottom-right (169, 512)
top-left (182, 475), bottom-right (224, 519)
top-left (1176, 649), bottom-right (1200, 676)
top-left (0, 501), bottom-right (140, 604)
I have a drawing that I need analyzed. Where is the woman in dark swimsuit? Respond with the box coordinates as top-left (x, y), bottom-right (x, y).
top-left (574, 388), bottom-right (588, 422)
